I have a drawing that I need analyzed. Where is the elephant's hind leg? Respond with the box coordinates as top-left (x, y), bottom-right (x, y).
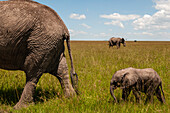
top-left (145, 83), bottom-right (157, 104)
top-left (132, 87), bottom-right (141, 103)
top-left (55, 54), bottom-right (76, 97)
top-left (156, 86), bottom-right (165, 103)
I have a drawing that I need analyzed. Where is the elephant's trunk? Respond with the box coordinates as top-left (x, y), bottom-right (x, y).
top-left (123, 43), bottom-right (126, 47)
top-left (110, 85), bottom-right (118, 103)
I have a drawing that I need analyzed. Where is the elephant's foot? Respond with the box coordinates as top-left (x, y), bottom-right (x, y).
top-left (57, 74), bottom-right (77, 98)
top-left (13, 101), bottom-right (34, 109)
top-left (63, 75), bottom-right (76, 97)
top-left (13, 81), bottom-right (37, 109)
top-left (63, 83), bottom-right (76, 98)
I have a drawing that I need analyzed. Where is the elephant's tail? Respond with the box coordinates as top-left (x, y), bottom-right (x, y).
top-left (160, 82), bottom-right (166, 103)
top-left (65, 34), bottom-right (79, 95)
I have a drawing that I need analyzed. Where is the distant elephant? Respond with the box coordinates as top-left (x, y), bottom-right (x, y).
top-left (110, 67), bottom-right (165, 104)
top-left (108, 37), bottom-right (126, 49)
top-left (0, 0), bottom-right (78, 109)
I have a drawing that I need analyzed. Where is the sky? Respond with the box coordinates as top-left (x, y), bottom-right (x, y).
top-left (2, 0), bottom-right (170, 41)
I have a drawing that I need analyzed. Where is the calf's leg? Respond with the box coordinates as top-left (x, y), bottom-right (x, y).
top-left (156, 86), bottom-right (165, 103)
top-left (122, 88), bottom-right (131, 101)
top-left (132, 88), bottom-right (141, 103)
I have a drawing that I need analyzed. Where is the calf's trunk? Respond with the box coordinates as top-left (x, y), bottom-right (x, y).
top-left (110, 85), bottom-right (118, 103)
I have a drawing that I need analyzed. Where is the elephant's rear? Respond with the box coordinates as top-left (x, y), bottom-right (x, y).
top-left (0, 0), bottom-right (69, 71)
top-left (0, 1), bottom-right (36, 69)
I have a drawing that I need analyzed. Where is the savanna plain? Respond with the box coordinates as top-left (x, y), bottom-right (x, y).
top-left (0, 41), bottom-right (169, 113)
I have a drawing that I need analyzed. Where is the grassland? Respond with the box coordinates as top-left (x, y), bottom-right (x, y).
top-left (0, 41), bottom-right (169, 113)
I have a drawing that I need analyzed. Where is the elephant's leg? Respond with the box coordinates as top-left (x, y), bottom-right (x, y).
top-left (13, 52), bottom-right (48, 109)
top-left (55, 54), bottom-right (76, 97)
top-left (145, 94), bottom-right (152, 104)
top-left (132, 88), bottom-right (141, 103)
top-left (13, 74), bottom-right (42, 109)
top-left (116, 43), bottom-right (120, 49)
top-left (155, 87), bottom-right (165, 103)
top-left (145, 81), bottom-right (159, 104)
top-left (122, 88), bottom-right (131, 101)
top-left (145, 88), bottom-right (154, 104)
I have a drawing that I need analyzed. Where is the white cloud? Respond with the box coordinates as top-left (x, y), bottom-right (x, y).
top-left (69, 29), bottom-right (74, 33)
top-left (127, 32), bottom-right (153, 36)
top-left (100, 13), bottom-right (140, 21)
top-left (69, 29), bottom-right (87, 36)
top-left (93, 32), bottom-right (111, 38)
top-left (142, 32), bottom-right (153, 36)
top-left (70, 13), bottom-right (86, 20)
top-left (80, 23), bottom-right (91, 29)
top-left (155, 31), bottom-right (170, 39)
top-left (104, 20), bottom-right (124, 28)
top-left (155, 0), bottom-right (170, 11)
top-left (100, 13), bottom-right (140, 28)
top-left (157, 32), bottom-right (170, 36)
top-left (133, 0), bottom-right (170, 30)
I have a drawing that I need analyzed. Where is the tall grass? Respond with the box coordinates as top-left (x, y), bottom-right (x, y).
top-left (0, 41), bottom-right (169, 113)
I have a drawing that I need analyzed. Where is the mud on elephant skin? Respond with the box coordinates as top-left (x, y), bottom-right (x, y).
top-left (110, 67), bottom-right (165, 104)
top-left (0, 0), bottom-right (78, 109)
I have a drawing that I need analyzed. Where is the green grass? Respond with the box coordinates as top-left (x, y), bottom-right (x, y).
top-left (0, 41), bottom-right (169, 113)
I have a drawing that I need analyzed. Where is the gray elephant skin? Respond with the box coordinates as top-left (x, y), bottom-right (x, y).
top-left (108, 37), bottom-right (126, 49)
top-left (0, 0), bottom-right (78, 109)
top-left (110, 67), bottom-right (165, 104)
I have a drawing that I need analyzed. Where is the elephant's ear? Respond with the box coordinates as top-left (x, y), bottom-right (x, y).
top-left (121, 72), bottom-right (129, 82)
top-left (121, 38), bottom-right (125, 42)
top-left (122, 72), bottom-right (138, 88)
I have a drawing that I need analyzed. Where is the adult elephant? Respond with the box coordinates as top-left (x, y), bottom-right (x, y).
top-left (108, 37), bottom-right (126, 49)
top-left (0, 0), bottom-right (78, 109)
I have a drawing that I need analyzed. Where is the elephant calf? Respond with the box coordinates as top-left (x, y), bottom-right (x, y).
top-left (110, 67), bottom-right (165, 104)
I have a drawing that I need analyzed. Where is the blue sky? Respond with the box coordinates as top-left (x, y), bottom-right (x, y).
top-left (3, 0), bottom-right (170, 41)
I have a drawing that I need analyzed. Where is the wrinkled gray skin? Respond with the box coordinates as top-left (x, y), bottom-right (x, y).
top-left (108, 37), bottom-right (126, 49)
top-left (0, 0), bottom-right (78, 109)
top-left (110, 67), bottom-right (165, 104)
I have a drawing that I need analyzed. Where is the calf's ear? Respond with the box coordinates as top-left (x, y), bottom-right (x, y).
top-left (121, 72), bottom-right (130, 88)
top-left (121, 72), bottom-right (129, 81)
top-left (123, 72), bottom-right (139, 88)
